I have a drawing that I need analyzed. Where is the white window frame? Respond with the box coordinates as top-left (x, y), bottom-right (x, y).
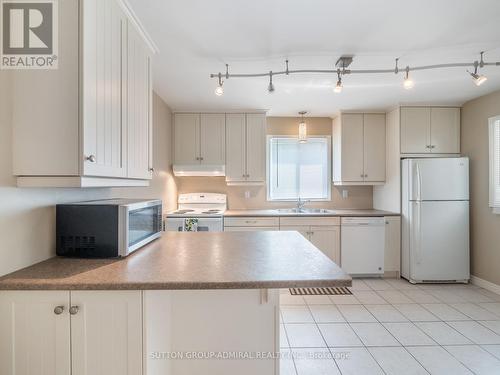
top-left (489, 115), bottom-right (500, 214)
top-left (266, 135), bottom-right (332, 202)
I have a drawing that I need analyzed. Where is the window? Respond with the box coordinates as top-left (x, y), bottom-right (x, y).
top-left (489, 116), bottom-right (500, 214)
top-left (267, 136), bottom-right (331, 201)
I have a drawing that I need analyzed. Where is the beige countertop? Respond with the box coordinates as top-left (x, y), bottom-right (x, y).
top-left (223, 209), bottom-right (400, 217)
top-left (0, 232), bottom-right (351, 291)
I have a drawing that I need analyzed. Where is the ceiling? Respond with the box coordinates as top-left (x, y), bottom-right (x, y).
top-left (128, 0), bottom-right (500, 116)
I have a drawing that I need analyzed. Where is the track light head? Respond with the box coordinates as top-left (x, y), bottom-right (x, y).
top-left (334, 70), bottom-right (343, 93)
top-left (214, 73), bottom-right (224, 96)
top-left (268, 72), bottom-right (275, 93)
top-left (403, 66), bottom-right (414, 90)
top-left (468, 60), bottom-right (487, 86)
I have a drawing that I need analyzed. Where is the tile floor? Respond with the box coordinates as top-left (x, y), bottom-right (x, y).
top-left (280, 278), bottom-right (500, 375)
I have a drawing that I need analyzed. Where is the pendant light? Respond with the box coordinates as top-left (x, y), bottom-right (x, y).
top-left (334, 69), bottom-right (343, 93)
top-left (403, 66), bottom-right (414, 90)
top-left (298, 111), bottom-right (307, 143)
top-left (214, 72), bottom-right (224, 96)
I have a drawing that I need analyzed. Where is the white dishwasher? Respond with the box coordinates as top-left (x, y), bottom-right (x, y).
top-left (341, 217), bottom-right (385, 276)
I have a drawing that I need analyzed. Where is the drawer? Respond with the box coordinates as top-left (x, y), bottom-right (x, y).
top-left (224, 217), bottom-right (279, 227)
top-left (279, 216), bottom-right (340, 227)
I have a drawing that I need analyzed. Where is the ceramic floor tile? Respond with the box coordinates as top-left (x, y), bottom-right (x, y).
top-left (393, 304), bottom-right (440, 322)
top-left (281, 306), bottom-right (315, 323)
top-left (363, 278), bottom-right (395, 291)
top-left (317, 323), bottom-right (363, 347)
top-left (479, 303), bottom-right (500, 317)
top-left (383, 322), bottom-right (436, 346)
top-left (406, 346), bottom-right (473, 375)
top-left (377, 290), bottom-right (414, 304)
top-left (445, 345), bottom-right (500, 375)
top-left (337, 304), bottom-right (377, 323)
top-left (303, 295), bottom-right (333, 305)
top-left (454, 289), bottom-right (495, 303)
top-left (385, 279), bottom-right (420, 290)
top-left (309, 305), bottom-right (346, 323)
top-left (350, 322), bottom-right (400, 347)
top-left (280, 350), bottom-right (297, 375)
top-left (281, 294), bottom-right (306, 305)
top-left (368, 347), bottom-right (428, 375)
top-left (285, 324), bottom-right (327, 348)
top-left (479, 321), bottom-right (500, 336)
top-left (350, 279), bottom-right (372, 291)
top-left (481, 345), bottom-right (500, 360)
top-left (334, 347), bottom-right (384, 375)
top-left (402, 290), bottom-right (442, 304)
top-left (353, 291), bottom-right (388, 304)
top-left (477, 290), bottom-right (500, 302)
top-left (415, 322), bottom-right (472, 345)
top-left (421, 303), bottom-right (470, 321)
top-left (447, 321), bottom-right (500, 345)
top-left (427, 290), bottom-right (468, 303)
top-left (281, 324), bottom-right (290, 348)
top-left (329, 295), bottom-right (361, 305)
top-left (365, 304), bottom-right (408, 322)
top-left (449, 303), bottom-right (499, 320)
top-left (291, 348), bottom-right (341, 375)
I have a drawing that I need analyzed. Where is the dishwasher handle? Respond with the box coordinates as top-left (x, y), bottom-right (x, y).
top-left (341, 217), bottom-right (385, 226)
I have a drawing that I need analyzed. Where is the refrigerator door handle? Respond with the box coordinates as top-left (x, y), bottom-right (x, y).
top-left (416, 163), bottom-right (422, 202)
top-left (415, 201), bottom-right (422, 264)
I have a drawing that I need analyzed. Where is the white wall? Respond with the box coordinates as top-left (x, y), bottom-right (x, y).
top-left (0, 71), bottom-right (176, 277)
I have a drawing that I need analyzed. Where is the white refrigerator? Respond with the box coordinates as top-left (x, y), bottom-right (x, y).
top-left (402, 158), bottom-right (470, 283)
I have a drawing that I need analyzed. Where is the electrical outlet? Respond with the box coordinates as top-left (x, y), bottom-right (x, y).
top-left (342, 190), bottom-right (349, 199)
top-left (244, 191), bottom-right (251, 199)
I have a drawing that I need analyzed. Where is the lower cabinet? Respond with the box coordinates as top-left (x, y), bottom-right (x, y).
top-left (224, 217), bottom-right (280, 232)
top-left (0, 290), bottom-right (142, 375)
top-left (280, 217), bottom-right (341, 265)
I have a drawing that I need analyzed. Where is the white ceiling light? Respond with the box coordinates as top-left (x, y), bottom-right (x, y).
top-left (468, 52), bottom-right (488, 86)
top-left (298, 111), bottom-right (307, 143)
top-left (214, 72), bottom-right (224, 96)
top-left (334, 69), bottom-right (343, 93)
top-left (403, 66), bottom-right (414, 90)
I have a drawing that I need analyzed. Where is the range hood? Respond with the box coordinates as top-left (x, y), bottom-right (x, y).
top-left (173, 164), bottom-right (225, 177)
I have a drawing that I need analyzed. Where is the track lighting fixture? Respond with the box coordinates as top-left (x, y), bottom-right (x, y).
top-left (268, 71), bottom-right (275, 93)
top-left (403, 66), bottom-right (414, 90)
top-left (334, 69), bottom-right (343, 93)
top-left (468, 52), bottom-right (488, 86)
top-left (298, 111), bottom-right (307, 143)
top-left (210, 54), bottom-right (500, 94)
top-left (214, 72), bottom-right (224, 96)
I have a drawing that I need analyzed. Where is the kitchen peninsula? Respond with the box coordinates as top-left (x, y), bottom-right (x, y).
top-left (0, 231), bottom-right (350, 375)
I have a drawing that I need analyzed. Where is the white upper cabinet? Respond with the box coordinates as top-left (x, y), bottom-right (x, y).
top-left (333, 113), bottom-right (386, 185)
top-left (173, 113), bottom-right (226, 166)
top-left (400, 107), bottom-right (460, 154)
top-left (200, 114), bottom-right (226, 165)
top-left (225, 113), bottom-right (266, 184)
top-left (12, 0), bottom-right (156, 187)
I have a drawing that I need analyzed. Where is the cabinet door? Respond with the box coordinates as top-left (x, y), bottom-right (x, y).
top-left (71, 291), bottom-right (142, 375)
top-left (430, 107), bottom-right (460, 154)
top-left (82, 0), bottom-right (127, 177)
top-left (0, 291), bottom-right (71, 375)
top-left (340, 114), bottom-right (364, 181)
top-left (127, 21), bottom-right (153, 179)
top-left (310, 226), bottom-right (341, 265)
top-left (363, 114), bottom-right (386, 182)
top-left (280, 225), bottom-right (310, 240)
top-left (246, 113), bottom-right (267, 182)
top-left (400, 107), bottom-right (431, 154)
top-left (200, 114), bottom-right (225, 165)
top-left (174, 113), bottom-right (200, 164)
top-left (225, 114), bottom-right (246, 182)
top-left (384, 216), bottom-right (401, 274)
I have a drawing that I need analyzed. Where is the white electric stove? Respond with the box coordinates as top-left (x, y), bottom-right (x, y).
top-left (165, 193), bottom-right (226, 232)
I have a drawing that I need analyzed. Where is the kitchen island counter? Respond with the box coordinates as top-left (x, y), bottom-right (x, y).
top-left (0, 231), bottom-right (351, 290)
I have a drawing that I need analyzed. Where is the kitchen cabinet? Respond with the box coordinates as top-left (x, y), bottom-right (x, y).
top-left (280, 217), bottom-right (341, 264)
top-left (332, 113), bottom-right (386, 185)
top-left (225, 113), bottom-right (266, 185)
top-left (224, 216), bottom-right (279, 231)
top-left (12, 0), bottom-right (156, 187)
top-left (400, 107), bottom-right (460, 154)
top-left (384, 216), bottom-right (401, 277)
top-left (0, 290), bottom-right (142, 375)
top-left (173, 113), bottom-right (226, 165)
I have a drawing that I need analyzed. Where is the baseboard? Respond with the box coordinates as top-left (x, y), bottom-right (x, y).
top-left (471, 275), bottom-right (500, 296)
top-left (383, 271), bottom-right (400, 279)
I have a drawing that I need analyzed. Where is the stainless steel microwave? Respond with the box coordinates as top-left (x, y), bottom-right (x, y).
top-left (56, 199), bottom-right (162, 258)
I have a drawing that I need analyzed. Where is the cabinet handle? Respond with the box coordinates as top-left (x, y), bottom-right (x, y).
top-left (69, 306), bottom-right (79, 315)
top-left (430, 145), bottom-right (436, 149)
top-left (149, 167), bottom-right (154, 172)
top-left (360, 174), bottom-right (364, 178)
top-left (365, 174), bottom-right (368, 178)
top-left (54, 306), bottom-right (64, 315)
top-left (85, 155), bottom-right (96, 163)
top-left (425, 145), bottom-right (431, 149)
top-left (200, 157), bottom-right (204, 161)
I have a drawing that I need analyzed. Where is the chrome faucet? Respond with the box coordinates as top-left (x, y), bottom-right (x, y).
top-left (296, 197), bottom-right (309, 212)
